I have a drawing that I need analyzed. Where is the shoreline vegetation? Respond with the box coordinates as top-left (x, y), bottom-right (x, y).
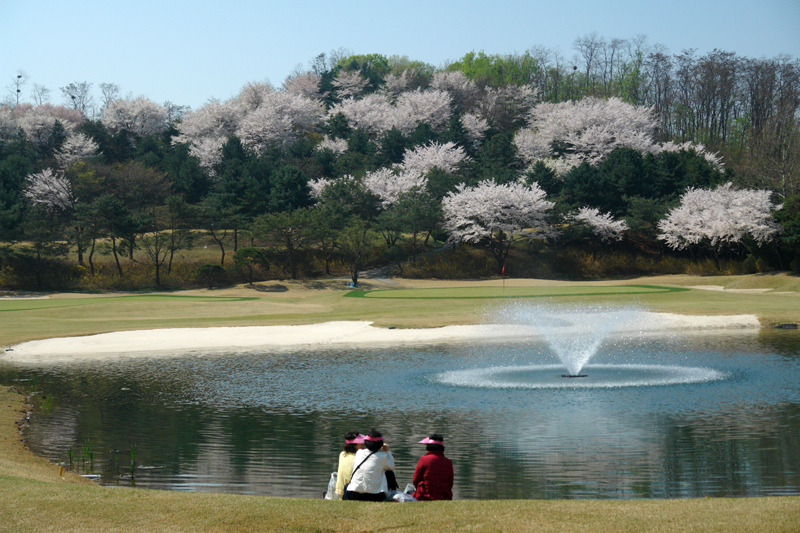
top-left (2, 274), bottom-right (800, 531)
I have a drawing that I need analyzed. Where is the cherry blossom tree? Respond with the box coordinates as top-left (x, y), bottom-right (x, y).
top-left (514, 97), bottom-right (657, 170)
top-left (173, 98), bottom-right (244, 174)
top-left (174, 88), bottom-right (323, 173)
top-left (17, 109), bottom-right (64, 147)
top-left (235, 92), bottom-right (324, 152)
top-left (12, 104), bottom-right (81, 147)
top-left (460, 112), bottom-right (489, 148)
top-left (568, 206), bottom-right (629, 262)
top-left (430, 71), bottom-right (480, 111)
top-left (308, 177), bottom-right (332, 200)
top-left (363, 167), bottom-right (426, 207)
top-left (24, 168), bottom-right (75, 211)
top-left (571, 207), bottom-right (628, 242)
top-left (442, 179), bottom-right (555, 272)
top-left (381, 70), bottom-right (415, 97)
top-left (188, 136), bottom-right (227, 174)
top-left (655, 140), bottom-right (724, 171)
top-left (55, 133), bottom-right (100, 169)
top-left (327, 89), bottom-right (452, 136)
top-left (332, 69), bottom-right (368, 99)
top-left (234, 81), bottom-right (274, 111)
top-left (173, 98), bottom-right (244, 151)
top-left (657, 182), bottom-right (781, 267)
top-left (282, 73), bottom-right (322, 99)
top-left (393, 89), bottom-right (452, 133)
top-left (515, 96), bottom-right (727, 178)
top-left (328, 93), bottom-right (392, 134)
top-left (315, 135), bottom-right (348, 155)
top-left (399, 141), bottom-right (469, 175)
top-left (475, 84), bottom-right (537, 130)
top-left (102, 96), bottom-right (168, 137)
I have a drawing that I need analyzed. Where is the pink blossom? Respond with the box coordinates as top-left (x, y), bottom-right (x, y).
top-left (571, 207), bottom-right (628, 242)
top-left (399, 142), bottom-right (469, 175)
top-left (282, 73), bottom-right (323, 99)
top-left (55, 133), bottom-right (100, 169)
top-left (514, 97), bottom-right (658, 168)
top-left (332, 70), bottom-right (368, 99)
top-left (363, 168), bottom-right (426, 207)
top-left (235, 92), bottom-right (324, 151)
top-left (658, 182), bottom-right (781, 250)
top-left (316, 136), bottom-right (348, 155)
top-left (443, 180), bottom-right (555, 243)
top-left (102, 96), bottom-right (168, 137)
top-left (24, 168), bottom-right (75, 210)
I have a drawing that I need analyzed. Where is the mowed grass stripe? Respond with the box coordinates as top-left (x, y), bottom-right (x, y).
top-left (0, 294), bottom-right (259, 312)
top-left (346, 284), bottom-right (689, 299)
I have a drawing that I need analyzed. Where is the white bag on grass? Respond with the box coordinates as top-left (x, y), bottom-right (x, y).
top-left (387, 490), bottom-right (417, 502)
top-left (324, 472), bottom-right (338, 500)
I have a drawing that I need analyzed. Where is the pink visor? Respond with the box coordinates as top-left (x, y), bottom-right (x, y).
top-left (364, 435), bottom-right (384, 442)
top-left (419, 437), bottom-right (444, 445)
top-left (346, 434), bottom-right (365, 444)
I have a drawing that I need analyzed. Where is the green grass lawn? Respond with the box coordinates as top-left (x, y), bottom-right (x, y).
top-left (2, 274), bottom-right (798, 345)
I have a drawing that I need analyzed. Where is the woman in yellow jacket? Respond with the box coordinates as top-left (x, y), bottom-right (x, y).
top-left (335, 432), bottom-right (364, 499)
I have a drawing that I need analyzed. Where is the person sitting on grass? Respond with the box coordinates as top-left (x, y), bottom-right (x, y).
top-left (335, 431), bottom-right (364, 499)
top-left (412, 433), bottom-right (453, 501)
top-left (344, 428), bottom-right (394, 502)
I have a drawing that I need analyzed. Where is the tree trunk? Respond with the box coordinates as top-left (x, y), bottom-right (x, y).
top-left (287, 237), bottom-right (297, 280)
top-left (88, 238), bottom-right (96, 276)
top-left (111, 237), bottom-right (124, 277)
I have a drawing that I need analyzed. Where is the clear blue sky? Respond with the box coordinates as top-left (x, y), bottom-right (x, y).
top-left (2, 0), bottom-right (798, 110)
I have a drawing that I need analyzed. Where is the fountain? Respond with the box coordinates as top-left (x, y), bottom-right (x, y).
top-left (438, 302), bottom-right (726, 389)
top-left (504, 303), bottom-right (643, 377)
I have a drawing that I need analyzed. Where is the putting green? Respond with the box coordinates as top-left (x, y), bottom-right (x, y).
top-left (345, 284), bottom-right (689, 299)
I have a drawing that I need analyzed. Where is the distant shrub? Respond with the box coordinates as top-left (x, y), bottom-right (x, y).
top-left (742, 255), bottom-right (758, 274)
top-left (195, 264), bottom-right (227, 289)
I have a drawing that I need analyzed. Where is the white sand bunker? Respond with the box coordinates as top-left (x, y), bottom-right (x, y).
top-left (3, 314), bottom-right (761, 363)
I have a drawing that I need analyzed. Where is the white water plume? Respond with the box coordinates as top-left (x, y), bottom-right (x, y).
top-left (487, 302), bottom-right (647, 376)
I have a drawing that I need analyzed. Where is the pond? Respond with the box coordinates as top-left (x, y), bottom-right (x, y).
top-left (3, 329), bottom-right (799, 500)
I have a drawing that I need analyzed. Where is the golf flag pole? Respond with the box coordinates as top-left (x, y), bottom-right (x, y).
top-left (502, 263), bottom-right (505, 294)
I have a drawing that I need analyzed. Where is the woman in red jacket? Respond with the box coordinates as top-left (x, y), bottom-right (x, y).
top-left (412, 433), bottom-right (453, 501)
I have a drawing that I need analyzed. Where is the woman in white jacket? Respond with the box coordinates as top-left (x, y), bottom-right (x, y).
top-left (344, 428), bottom-right (394, 502)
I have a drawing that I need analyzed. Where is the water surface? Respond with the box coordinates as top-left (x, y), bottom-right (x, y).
top-left (3, 330), bottom-right (799, 499)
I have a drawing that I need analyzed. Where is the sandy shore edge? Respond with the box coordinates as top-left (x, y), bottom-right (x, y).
top-left (1, 313), bottom-right (762, 363)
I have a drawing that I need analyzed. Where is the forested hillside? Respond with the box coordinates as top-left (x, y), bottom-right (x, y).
top-left (2, 37), bottom-right (799, 290)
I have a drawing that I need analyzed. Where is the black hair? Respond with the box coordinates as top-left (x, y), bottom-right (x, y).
top-left (343, 431), bottom-right (359, 454)
top-left (426, 433), bottom-right (445, 453)
top-left (364, 428), bottom-right (384, 452)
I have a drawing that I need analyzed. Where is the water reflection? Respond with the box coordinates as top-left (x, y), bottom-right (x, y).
top-left (2, 330), bottom-right (799, 499)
